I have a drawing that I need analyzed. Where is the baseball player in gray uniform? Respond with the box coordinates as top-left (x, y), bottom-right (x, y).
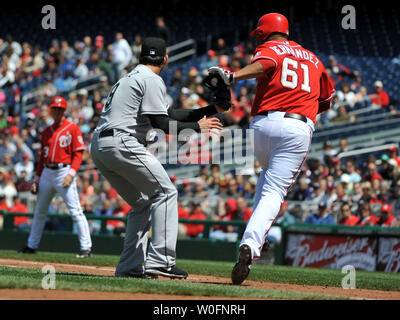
top-left (90, 37), bottom-right (230, 279)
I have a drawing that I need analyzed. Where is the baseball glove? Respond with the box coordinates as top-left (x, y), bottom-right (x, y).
top-left (202, 68), bottom-right (232, 111)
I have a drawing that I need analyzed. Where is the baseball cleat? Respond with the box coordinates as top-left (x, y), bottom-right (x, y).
top-left (17, 246), bottom-right (37, 254)
top-left (231, 244), bottom-right (252, 285)
top-left (145, 265), bottom-right (188, 279)
top-left (76, 249), bottom-right (92, 258)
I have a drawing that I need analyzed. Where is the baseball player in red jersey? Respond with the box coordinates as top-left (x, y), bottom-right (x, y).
top-left (18, 97), bottom-right (92, 257)
top-left (208, 13), bottom-right (335, 285)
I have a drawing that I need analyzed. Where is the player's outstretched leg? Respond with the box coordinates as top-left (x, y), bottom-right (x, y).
top-left (231, 244), bottom-right (252, 285)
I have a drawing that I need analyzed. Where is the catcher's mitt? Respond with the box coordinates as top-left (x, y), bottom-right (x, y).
top-left (202, 70), bottom-right (232, 111)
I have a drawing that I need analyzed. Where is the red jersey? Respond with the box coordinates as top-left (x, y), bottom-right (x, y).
top-left (339, 214), bottom-right (360, 226)
top-left (10, 202), bottom-right (28, 225)
top-left (36, 119), bottom-right (85, 178)
top-left (251, 39), bottom-right (335, 123)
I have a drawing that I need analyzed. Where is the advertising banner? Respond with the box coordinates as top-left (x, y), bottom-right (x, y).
top-left (377, 237), bottom-right (400, 273)
top-left (284, 234), bottom-right (377, 271)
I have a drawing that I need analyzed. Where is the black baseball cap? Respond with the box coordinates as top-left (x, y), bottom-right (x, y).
top-left (140, 37), bottom-right (167, 58)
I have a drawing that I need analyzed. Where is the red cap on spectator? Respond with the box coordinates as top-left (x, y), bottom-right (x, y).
top-left (183, 179), bottom-right (190, 185)
top-left (170, 174), bottom-right (177, 182)
top-left (332, 157), bottom-right (340, 163)
top-left (207, 49), bottom-right (216, 57)
top-left (49, 96), bottom-right (67, 109)
top-left (388, 146), bottom-right (397, 152)
top-left (381, 204), bottom-right (391, 213)
top-left (9, 126), bottom-right (19, 135)
top-left (23, 154), bottom-right (30, 159)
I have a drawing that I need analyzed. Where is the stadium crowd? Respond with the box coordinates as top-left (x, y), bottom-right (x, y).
top-left (0, 27), bottom-right (399, 239)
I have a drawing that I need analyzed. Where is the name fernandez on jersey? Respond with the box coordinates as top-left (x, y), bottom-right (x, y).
top-left (269, 44), bottom-right (320, 68)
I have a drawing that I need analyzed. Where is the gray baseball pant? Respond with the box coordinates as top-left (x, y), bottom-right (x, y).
top-left (90, 131), bottom-right (178, 277)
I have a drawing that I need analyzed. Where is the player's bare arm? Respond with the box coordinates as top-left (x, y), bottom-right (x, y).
top-left (232, 62), bottom-right (266, 81)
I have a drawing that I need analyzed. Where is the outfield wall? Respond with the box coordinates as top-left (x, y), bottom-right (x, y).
top-left (282, 224), bottom-right (400, 273)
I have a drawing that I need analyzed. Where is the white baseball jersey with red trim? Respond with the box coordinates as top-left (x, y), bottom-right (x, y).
top-left (40, 119), bottom-right (85, 165)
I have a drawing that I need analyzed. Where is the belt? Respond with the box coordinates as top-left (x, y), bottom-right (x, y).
top-left (99, 129), bottom-right (114, 138)
top-left (257, 111), bottom-right (307, 123)
top-left (45, 163), bottom-right (69, 170)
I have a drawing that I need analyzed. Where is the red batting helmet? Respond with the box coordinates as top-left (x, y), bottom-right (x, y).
top-left (250, 13), bottom-right (289, 41)
top-left (49, 96), bottom-right (67, 109)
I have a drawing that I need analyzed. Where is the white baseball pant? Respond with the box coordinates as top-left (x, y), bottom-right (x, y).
top-left (240, 111), bottom-right (314, 260)
top-left (27, 166), bottom-right (92, 251)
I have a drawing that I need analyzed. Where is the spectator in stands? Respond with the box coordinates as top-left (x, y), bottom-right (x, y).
top-left (170, 68), bottom-right (183, 88)
top-left (0, 171), bottom-right (17, 207)
top-left (14, 153), bottom-right (34, 181)
top-left (357, 203), bottom-right (378, 226)
top-left (376, 204), bottom-right (397, 227)
top-left (130, 34), bottom-right (142, 65)
top-left (219, 178), bottom-right (240, 200)
top-left (330, 105), bottom-right (355, 123)
top-left (336, 83), bottom-right (356, 108)
top-left (338, 202), bottom-right (359, 225)
top-left (289, 177), bottom-right (313, 201)
top-left (236, 196), bottom-right (253, 222)
top-left (95, 199), bottom-right (113, 216)
top-left (74, 56), bottom-right (89, 80)
top-left (352, 86), bottom-right (370, 108)
top-left (23, 48), bottom-right (45, 74)
top-left (60, 40), bottom-right (75, 61)
top-left (351, 182), bottom-right (363, 203)
top-left (304, 201), bottom-right (335, 225)
top-left (54, 70), bottom-right (75, 93)
top-left (185, 200), bottom-right (206, 238)
top-left (2, 153), bottom-right (13, 172)
top-left (345, 159), bottom-right (361, 183)
top-left (155, 17), bottom-right (171, 44)
top-left (321, 177), bottom-right (338, 208)
top-left (363, 162), bottom-right (383, 183)
top-left (111, 32), bottom-right (132, 83)
top-left (9, 194), bottom-right (29, 227)
top-left (0, 194), bottom-right (9, 212)
top-left (326, 55), bottom-right (358, 81)
top-left (15, 169), bottom-right (31, 192)
top-left (214, 38), bottom-right (230, 56)
top-left (359, 181), bottom-right (373, 205)
top-left (379, 154), bottom-right (395, 180)
top-left (389, 184), bottom-right (400, 217)
top-left (387, 146), bottom-right (400, 166)
top-left (337, 138), bottom-right (350, 155)
top-left (177, 199), bottom-right (189, 238)
top-left (191, 178), bottom-right (209, 199)
top-left (369, 80), bottom-right (389, 108)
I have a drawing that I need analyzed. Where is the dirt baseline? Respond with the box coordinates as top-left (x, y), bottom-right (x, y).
top-left (0, 258), bottom-right (399, 300)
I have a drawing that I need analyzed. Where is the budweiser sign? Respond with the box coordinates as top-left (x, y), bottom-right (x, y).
top-left (377, 238), bottom-right (400, 273)
top-left (285, 234), bottom-right (377, 271)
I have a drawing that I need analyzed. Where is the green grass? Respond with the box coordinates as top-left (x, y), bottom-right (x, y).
top-left (0, 265), bottom-right (345, 299)
top-left (0, 250), bottom-right (399, 293)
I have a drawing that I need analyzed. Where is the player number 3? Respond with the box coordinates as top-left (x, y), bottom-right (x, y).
top-left (280, 57), bottom-right (311, 93)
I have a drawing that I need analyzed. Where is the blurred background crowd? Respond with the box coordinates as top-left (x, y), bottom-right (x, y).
top-left (1, 2), bottom-right (400, 243)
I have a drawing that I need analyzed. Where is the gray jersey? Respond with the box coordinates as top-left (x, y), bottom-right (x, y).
top-left (95, 64), bottom-right (169, 144)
